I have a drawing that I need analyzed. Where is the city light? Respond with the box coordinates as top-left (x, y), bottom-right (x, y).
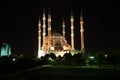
top-left (89, 56), bottom-right (94, 60)
top-left (38, 50), bottom-right (46, 58)
top-left (0, 43), bottom-right (11, 57)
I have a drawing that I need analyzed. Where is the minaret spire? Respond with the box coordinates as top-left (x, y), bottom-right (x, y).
top-left (38, 17), bottom-right (41, 50)
top-left (62, 17), bottom-right (65, 38)
top-left (80, 9), bottom-right (85, 53)
top-left (42, 8), bottom-right (46, 50)
top-left (71, 10), bottom-right (74, 50)
top-left (38, 17), bottom-right (42, 58)
top-left (47, 8), bottom-right (51, 51)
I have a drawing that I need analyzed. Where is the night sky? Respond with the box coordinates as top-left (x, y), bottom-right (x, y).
top-left (0, 0), bottom-right (118, 55)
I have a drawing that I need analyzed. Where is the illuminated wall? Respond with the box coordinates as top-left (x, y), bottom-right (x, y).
top-left (0, 43), bottom-right (11, 57)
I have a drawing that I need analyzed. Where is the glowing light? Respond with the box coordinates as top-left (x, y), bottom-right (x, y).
top-left (38, 50), bottom-right (46, 58)
top-left (54, 51), bottom-right (67, 57)
top-left (89, 56), bottom-right (94, 60)
top-left (12, 58), bottom-right (16, 61)
top-left (50, 47), bottom-right (54, 50)
top-left (104, 54), bottom-right (108, 58)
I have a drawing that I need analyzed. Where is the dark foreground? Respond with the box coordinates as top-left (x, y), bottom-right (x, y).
top-left (1, 65), bottom-right (120, 80)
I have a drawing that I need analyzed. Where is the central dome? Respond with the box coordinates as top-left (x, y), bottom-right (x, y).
top-left (51, 32), bottom-right (62, 36)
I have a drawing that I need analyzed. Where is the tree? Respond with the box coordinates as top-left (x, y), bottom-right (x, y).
top-left (73, 53), bottom-right (84, 65)
top-left (63, 53), bottom-right (73, 65)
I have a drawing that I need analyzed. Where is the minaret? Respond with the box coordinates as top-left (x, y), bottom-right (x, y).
top-left (38, 17), bottom-right (41, 58)
top-left (47, 8), bottom-right (51, 51)
top-left (62, 18), bottom-right (65, 38)
top-left (80, 10), bottom-right (85, 53)
top-left (71, 11), bottom-right (74, 50)
top-left (42, 8), bottom-right (46, 50)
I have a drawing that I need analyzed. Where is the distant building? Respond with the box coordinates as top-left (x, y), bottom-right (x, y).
top-left (0, 43), bottom-right (11, 57)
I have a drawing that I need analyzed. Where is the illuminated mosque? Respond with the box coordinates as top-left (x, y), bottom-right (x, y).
top-left (37, 9), bottom-right (85, 58)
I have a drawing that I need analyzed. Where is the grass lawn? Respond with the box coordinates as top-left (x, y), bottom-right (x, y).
top-left (1, 65), bottom-right (120, 80)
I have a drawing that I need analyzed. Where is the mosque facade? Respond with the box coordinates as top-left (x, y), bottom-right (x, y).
top-left (37, 9), bottom-right (85, 58)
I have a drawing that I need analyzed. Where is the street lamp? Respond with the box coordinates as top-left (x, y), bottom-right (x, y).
top-left (89, 55), bottom-right (94, 68)
top-left (89, 56), bottom-right (94, 60)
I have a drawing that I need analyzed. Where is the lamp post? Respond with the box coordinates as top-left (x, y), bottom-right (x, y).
top-left (89, 56), bottom-right (94, 68)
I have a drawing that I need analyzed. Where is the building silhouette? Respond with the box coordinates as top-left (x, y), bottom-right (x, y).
top-left (0, 43), bottom-right (11, 57)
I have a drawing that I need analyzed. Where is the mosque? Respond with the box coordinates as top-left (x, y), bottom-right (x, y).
top-left (37, 9), bottom-right (85, 58)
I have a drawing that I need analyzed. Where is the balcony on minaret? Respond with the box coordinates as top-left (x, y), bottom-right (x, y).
top-left (71, 26), bottom-right (74, 29)
top-left (71, 34), bottom-right (74, 36)
top-left (80, 28), bottom-right (84, 32)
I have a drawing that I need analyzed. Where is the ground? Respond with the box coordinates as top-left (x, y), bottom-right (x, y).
top-left (1, 65), bottom-right (120, 80)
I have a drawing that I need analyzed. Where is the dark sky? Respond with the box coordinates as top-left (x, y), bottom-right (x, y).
top-left (0, 0), bottom-right (118, 55)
